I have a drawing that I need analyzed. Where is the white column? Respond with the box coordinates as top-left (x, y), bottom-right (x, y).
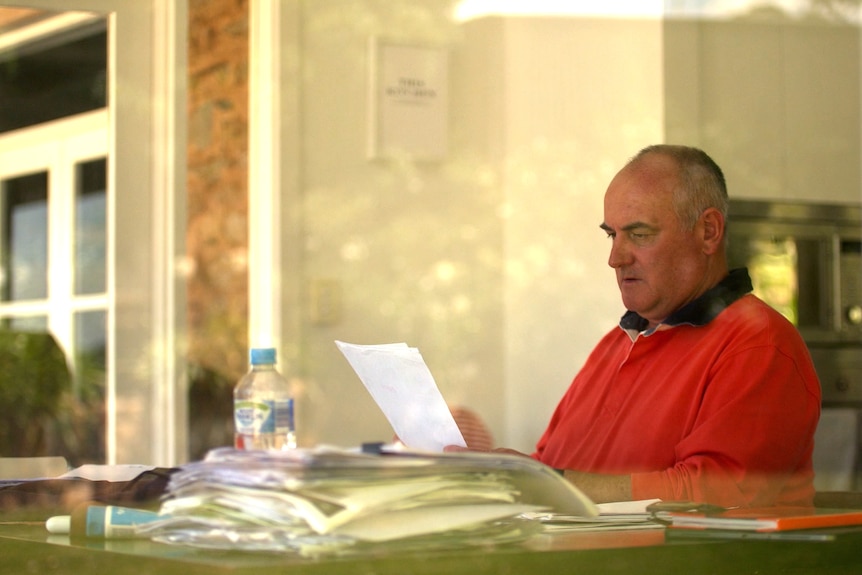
top-left (248, 0), bottom-right (282, 351)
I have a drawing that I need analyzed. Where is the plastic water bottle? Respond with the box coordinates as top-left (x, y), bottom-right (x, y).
top-left (233, 347), bottom-right (296, 450)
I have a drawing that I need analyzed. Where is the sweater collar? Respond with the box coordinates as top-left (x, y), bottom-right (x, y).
top-left (619, 268), bottom-right (753, 336)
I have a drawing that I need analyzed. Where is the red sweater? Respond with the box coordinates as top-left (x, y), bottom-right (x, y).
top-left (534, 288), bottom-right (821, 507)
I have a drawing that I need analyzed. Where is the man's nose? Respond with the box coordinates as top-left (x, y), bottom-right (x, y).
top-left (608, 239), bottom-right (630, 268)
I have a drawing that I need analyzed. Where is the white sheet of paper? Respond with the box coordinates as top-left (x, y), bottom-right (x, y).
top-left (335, 503), bottom-right (542, 542)
top-left (596, 498), bottom-right (661, 515)
top-left (60, 464), bottom-right (157, 482)
top-left (335, 341), bottom-right (466, 452)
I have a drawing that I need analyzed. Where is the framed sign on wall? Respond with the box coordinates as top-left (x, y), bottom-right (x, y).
top-left (367, 38), bottom-right (449, 160)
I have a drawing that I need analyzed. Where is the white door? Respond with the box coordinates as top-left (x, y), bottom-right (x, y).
top-left (0, 1), bottom-right (187, 466)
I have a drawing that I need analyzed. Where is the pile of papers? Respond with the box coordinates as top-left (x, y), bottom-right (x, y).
top-left (531, 499), bottom-right (664, 532)
top-left (141, 446), bottom-right (598, 555)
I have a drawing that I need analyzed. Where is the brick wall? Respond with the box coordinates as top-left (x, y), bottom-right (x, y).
top-left (186, 0), bottom-right (249, 456)
top-left (187, 0), bottom-right (249, 382)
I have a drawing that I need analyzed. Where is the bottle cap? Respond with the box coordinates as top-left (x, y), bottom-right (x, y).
top-left (46, 515), bottom-right (71, 534)
top-left (250, 347), bottom-right (277, 365)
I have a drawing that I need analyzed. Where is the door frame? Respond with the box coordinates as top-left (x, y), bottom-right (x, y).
top-left (2, 0), bottom-right (188, 465)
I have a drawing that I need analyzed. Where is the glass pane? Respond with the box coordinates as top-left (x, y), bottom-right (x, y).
top-left (75, 158), bottom-right (106, 295)
top-left (795, 238), bottom-right (826, 329)
top-left (63, 310), bottom-right (107, 464)
top-left (0, 324), bottom-right (69, 458)
top-left (0, 26), bottom-right (107, 134)
top-left (728, 232), bottom-right (834, 331)
top-left (744, 236), bottom-right (799, 326)
top-left (2, 316), bottom-right (48, 331)
top-left (1, 171), bottom-right (48, 301)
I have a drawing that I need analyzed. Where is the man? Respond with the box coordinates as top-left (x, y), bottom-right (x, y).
top-left (450, 145), bottom-right (821, 507)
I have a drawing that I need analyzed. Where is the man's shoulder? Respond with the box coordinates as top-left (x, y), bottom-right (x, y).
top-left (717, 293), bottom-right (810, 348)
top-left (716, 294), bottom-right (821, 395)
top-left (722, 293), bottom-right (794, 326)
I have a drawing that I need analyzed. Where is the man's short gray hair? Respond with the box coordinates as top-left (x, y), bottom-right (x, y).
top-left (630, 144), bottom-right (728, 231)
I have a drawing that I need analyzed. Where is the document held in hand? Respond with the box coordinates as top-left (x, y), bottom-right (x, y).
top-left (335, 340), bottom-right (467, 452)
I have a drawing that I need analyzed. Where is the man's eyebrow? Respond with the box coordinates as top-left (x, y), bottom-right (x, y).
top-left (599, 221), bottom-right (658, 232)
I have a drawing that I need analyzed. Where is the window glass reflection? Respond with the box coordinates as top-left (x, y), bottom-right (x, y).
top-left (2, 315), bottom-right (47, 332)
top-left (0, 326), bottom-right (69, 458)
top-left (75, 158), bottom-right (106, 295)
top-left (1, 171), bottom-right (48, 301)
top-left (66, 309), bottom-right (106, 464)
top-left (0, 27), bottom-right (107, 134)
top-left (744, 237), bottom-right (798, 325)
top-left (0, 310), bottom-right (105, 464)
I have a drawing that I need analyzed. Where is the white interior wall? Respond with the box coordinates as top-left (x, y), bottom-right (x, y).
top-left (493, 18), bottom-right (665, 451)
top-left (292, 0), bottom-right (501, 448)
top-left (665, 18), bottom-right (861, 203)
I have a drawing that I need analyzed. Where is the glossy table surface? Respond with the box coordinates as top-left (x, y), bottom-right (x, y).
top-left (2, 512), bottom-right (862, 575)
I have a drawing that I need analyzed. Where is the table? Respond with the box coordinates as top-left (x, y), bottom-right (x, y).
top-left (2, 516), bottom-right (862, 574)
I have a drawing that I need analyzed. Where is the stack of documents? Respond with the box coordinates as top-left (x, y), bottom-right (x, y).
top-left (141, 446), bottom-right (598, 555)
top-left (529, 499), bottom-right (664, 532)
top-left (142, 341), bottom-right (601, 554)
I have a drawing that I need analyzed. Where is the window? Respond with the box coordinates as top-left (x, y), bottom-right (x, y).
top-left (0, 1), bottom-right (187, 467)
top-left (0, 110), bottom-right (108, 464)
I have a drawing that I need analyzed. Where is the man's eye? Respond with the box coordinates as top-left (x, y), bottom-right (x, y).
top-left (629, 231), bottom-right (654, 241)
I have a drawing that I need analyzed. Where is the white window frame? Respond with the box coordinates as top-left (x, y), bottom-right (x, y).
top-left (3, 0), bottom-right (188, 466)
top-left (0, 110), bottom-right (109, 353)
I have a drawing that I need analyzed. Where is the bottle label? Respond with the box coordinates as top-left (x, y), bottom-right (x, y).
top-left (274, 398), bottom-right (294, 434)
top-left (235, 398), bottom-right (295, 434)
top-left (234, 400), bottom-right (277, 434)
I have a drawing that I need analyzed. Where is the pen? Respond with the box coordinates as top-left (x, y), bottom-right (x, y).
top-left (646, 501), bottom-right (729, 514)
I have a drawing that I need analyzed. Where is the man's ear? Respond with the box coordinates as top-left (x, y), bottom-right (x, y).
top-left (700, 207), bottom-right (724, 255)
